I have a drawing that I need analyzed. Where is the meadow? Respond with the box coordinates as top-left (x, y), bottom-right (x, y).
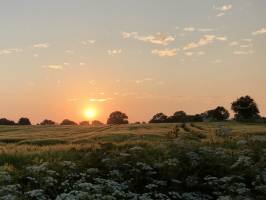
top-left (0, 122), bottom-right (266, 199)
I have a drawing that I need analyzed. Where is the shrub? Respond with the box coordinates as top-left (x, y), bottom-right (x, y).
top-left (60, 119), bottom-right (77, 125)
top-left (18, 117), bottom-right (31, 125)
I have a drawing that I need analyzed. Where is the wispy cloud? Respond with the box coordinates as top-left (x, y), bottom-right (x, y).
top-left (151, 48), bottom-right (178, 57)
top-left (89, 98), bottom-right (113, 102)
top-left (229, 41), bottom-right (238, 46)
top-left (43, 65), bottom-right (64, 70)
top-left (252, 28), bottom-right (266, 35)
top-left (81, 40), bottom-right (96, 45)
top-left (216, 4), bottom-right (233, 12)
top-left (0, 48), bottom-right (23, 55)
top-left (233, 50), bottom-right (253, 55)
top-left (107, 49), bottom-right (122, 56)
top-left (183, 27), bottom-right (195, 32)
top-left (65, 50), bottom-right (74, 54)
top-left (122, 32), bottom-right (175, 46)
top-left (215, 4), bottom-right (233, 17)
top-left (33, 43), bottom-right (50, 48)
top-left (183, 35), bottom-right (227, 50)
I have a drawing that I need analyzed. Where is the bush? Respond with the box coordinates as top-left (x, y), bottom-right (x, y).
top-left (60, 119), bottom-right (77, 125)
top-left (40, 119), bottom-right (56, 125)
top-left (0, 118), bottom-right (16, 125)
top-left (18, 117), bottom-right (31, 125)
top-left (79, 121), bottom-right (90, 126)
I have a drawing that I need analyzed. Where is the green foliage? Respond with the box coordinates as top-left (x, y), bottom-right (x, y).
top-left (0, 122), bottom-right (266, 199)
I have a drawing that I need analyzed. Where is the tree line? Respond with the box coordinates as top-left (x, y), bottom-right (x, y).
top-left (0, 95), bottom-right (265, 126)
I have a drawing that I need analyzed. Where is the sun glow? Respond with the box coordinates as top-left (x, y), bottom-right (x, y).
top-left (84, 108), bottom-right (96, 119)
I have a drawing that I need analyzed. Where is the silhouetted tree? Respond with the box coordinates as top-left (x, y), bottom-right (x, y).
top-left (167, 111), bottom-right (187, 123)
top-left (149, 113), bottom-right (168, 123)
top-left (18, 117), bottom-right (31, 125)
top-left (0, 118), bottom-right (16, 125)
top-left (40, 119), bottom-right (56, 125)
top-left (189, 114), bottom-right (204, 122)
top-left (91, 120), bottom-right (103, 126)
top-left (231, 95), bottom-right (260, 121)
top-left (79, 121), bottom-right (90, 126)
top-left (107, 111), bottom-right (129, 125)
top-left (204, 106), bottom-right (230, 121)
top-left (60, 119), bottom-right (77, 125)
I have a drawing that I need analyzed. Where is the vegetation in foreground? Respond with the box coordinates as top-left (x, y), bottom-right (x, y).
top-left (0, 122), bottom-right (266, 199)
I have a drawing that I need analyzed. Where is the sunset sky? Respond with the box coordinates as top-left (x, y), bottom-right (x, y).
top-left (1, 0), bottom-right (266, 124)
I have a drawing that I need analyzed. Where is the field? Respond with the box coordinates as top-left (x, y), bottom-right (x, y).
top-left (1, 122), bottom-right (266, 199)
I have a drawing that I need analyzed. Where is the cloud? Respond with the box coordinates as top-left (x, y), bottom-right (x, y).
top-left (43, 65), bottom-right (64, 70)
top-left (215, 4), bottom-right (232, 17)
top-left (184, 52), bottom-right (194, 56)
top-left (198, 28), bottom-right (213, 32)
top-left (132, 78), bottom-right (155, 84)
top-left (89, 98), bottom-right (113, 102)
top-left (233, 50), bottom-right (253, 55)
top-left (151, 48), bottom-right (178, 57)
top-left (79, 62), bottom-right (86, 66)
top-left (107, 49), bottom-right (122, 56)
top-left (183, 35), bottom-right (227, 50)
top-left (252, 28), bottom-right (266, 35)
top-left (243, 39), bottom-right (252, 42)
top-left (122, 32), bottom-right (175, 46)
top-left (33, 43), bottom-right (50, 48)
top-left (0, 48), bottom-right (23, 55)
top-left (217, 13), bottom-right (225, 17)
top-left (65, 50), bottom-right (74, 54)
top-left (81, 40), bottom-right (96, 45)
top-left (229, 41), bottom-right (238, 46)
top-left (217, 4), bottom-right (232, 12)
top-left (184, 27), bottom-right (195, 32)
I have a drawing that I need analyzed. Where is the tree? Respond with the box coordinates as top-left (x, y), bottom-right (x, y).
top-left (170, 111), bottom-right (187, 123)
top-left (204, 106), bottom-right (230, 121)
top-left (149, 113), bottom-right (168, 123)
top-left (18, 117), bottom-right (31, 125)
top-left (91, 120), bottom-right (103, 126)
top-left (0, 118), bottom-right (16, 125)
top-left (107, 111), bottom-right (129, 125)
top-left (60, 119), bottom-right (77, 125)
top-left (231, 95), bottom-right (260, 121)
top-left (79, 121), bottom-right (90, 126)
top-left (40, 119), bottom-right (56, 125)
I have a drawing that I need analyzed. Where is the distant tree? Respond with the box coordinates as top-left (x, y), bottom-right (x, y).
top-left (91, 120), bottom-right (103, 126)
top-left (204, 106), bottom-right (230, 121)
top-left (40, 119), bottom-right (56, 125)
top-left (107, 111), bottom-right (129, 125)
top-left (0, 118), bottom-right (16, 125)
top-left (18, 117), bottom-right (31, 125)
top-left (60, 119), bottom-right (77, 125)
top-left (231, 95), bottom-right (260, 121)
top-left (134, 121), bottom-right (141, 124)
top-left (168, 111), bottom-right (187, 123)
top-left (149, 113), bottom-right (168, 123)
top-left (190, 114), bottom-right (204, 122)
top-left (79, 121), bottom-right (90, 126)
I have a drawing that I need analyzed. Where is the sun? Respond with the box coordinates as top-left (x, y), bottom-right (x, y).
top-left (84, 108), bottom-right (96, 119)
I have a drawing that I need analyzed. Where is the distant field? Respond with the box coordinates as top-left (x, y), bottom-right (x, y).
top-left (1, 122), bottom-right (266, 154)
top-left (1, 122), bottom-right (266, 199)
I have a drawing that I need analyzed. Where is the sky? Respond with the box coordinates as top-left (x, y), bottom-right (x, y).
top-left (0, 0), bottom-right (266, 124)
